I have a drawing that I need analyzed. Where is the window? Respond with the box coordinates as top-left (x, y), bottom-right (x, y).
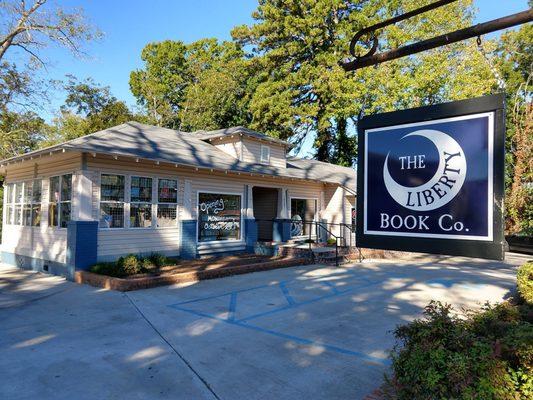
top-left (22, 180), bottom-right (42, 226)
top-left (4, 183), bottom-right (13, 225)
top-left (48, 175), bottom-right (72, 228)
top-left (100, 174), bottom-right (125, 228)
top-left (290, 198), bottom-right (317, 237)
top-left (130, 176), bottom-right (152, 228)
top-left (198, 193), bottom-right (241, 242)
top-left (260, 145), bottom-right (270, 164)
top-left (14, 182), bottom-right (23, 225)
top-left (157, 179), bottom-right (178, 228)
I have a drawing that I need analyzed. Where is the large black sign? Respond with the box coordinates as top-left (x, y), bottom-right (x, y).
top-left (356, 94), bottom-right (505, 260)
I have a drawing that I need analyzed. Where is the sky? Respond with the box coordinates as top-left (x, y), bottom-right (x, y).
top-left (5, 0), bottom-right (531, 154)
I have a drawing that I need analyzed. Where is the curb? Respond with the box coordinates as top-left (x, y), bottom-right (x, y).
top-left (75, 258), bottom-right (308, 291)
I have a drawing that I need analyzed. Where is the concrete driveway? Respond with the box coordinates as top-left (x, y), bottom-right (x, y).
top-left (0, 253), bottom-right (529, 400)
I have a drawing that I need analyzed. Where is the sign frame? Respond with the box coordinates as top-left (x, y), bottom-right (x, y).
top-left (356, 94), bottom-right (506, 260)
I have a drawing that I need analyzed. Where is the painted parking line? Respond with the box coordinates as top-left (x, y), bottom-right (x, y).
top-left (168, 273), bottom-right (389, 366)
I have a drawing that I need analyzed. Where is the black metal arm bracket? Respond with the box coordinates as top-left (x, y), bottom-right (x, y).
top-left (341, 0), bottom-right (533, 71)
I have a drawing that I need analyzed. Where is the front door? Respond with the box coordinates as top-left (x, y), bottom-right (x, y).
top-left (252, 187), bottom-right (278, 241)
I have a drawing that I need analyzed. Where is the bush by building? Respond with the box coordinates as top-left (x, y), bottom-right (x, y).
top-left (386, 262), bottom-right (533, 399)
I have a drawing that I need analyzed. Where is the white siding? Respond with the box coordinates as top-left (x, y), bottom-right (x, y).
top-left (1, 152), bottom-right (81, 263)
top-left (212, 137), bottom-right (242, 159)
top-left (241, 137), bottom-right (287, 168)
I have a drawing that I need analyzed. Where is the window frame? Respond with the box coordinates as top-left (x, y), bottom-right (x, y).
top-left (98, 173), bottom-right (180, 230)
top-left (156, 178), bottom-right (178, 229)
top-left (129, 175), bottom-right (153, 229)
top-left (48, 174), bottom-right (72, 229)
top-left (260, 144), bottom-right (271, 164)
top-left (4, 180), bottom-right (42, 227)
top-left (99, 173), bottom-right (126, 229)
top-left (289, 196), bottom-right (318, 238)
top-left (196, 190), bottom-right (243, 243)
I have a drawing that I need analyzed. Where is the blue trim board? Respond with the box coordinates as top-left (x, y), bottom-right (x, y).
top-left (168, 272), bottom-right (389, 366)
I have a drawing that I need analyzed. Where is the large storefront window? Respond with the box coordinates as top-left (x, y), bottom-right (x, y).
top-left (4, 180), bottom-right (41, 226)
top-left (130, 176), bottom-right (152, 228)
top-left (290, 198), bottom-right (317, 237)
top-left (198, 193), bottom-right (241, 242)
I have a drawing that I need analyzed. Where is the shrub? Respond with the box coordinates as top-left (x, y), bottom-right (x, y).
top-left (149, 252), bottom-right (169, 268)
top-left (90, 262), bottom-right (125, 278)
top-left (140, 257), bottom-right (156, 271)
top-left (327, 238), bottom-right (337, 245)
top-left (117, 254), bottom-right (141, 275)
top-left (517, 262), bottom-right (533, 305)
top-left (388, 300), bottom-right (532, 400)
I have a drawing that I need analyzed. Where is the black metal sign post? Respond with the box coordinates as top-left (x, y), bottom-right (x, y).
top-left (356, 94), bottom-right (506, 260)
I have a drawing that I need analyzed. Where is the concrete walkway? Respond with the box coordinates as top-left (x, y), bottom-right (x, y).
top-left (0, 253), bottom-right (529, 400)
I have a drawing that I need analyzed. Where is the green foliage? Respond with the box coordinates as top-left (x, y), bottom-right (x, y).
top-left (0, 110), bottom-right (45, 159)
top-left (130, 38), bottom-right (255, 131)
top-left (389, 300), bottom-right (533, 400)
top-left (517, 262), bottom-right (533, 305)
top-left (117, 254), bottom-right (141, 275)
top-left (90, 262), bottom-right (125, 278)
top-left (232, 0), bottom-right (494, 163)
top-left (148, 252), bottom-right (171, 268)
top-left (326, 238), bottom-right (337, 245)
top-left (90, 253), bottom-right (174, 277)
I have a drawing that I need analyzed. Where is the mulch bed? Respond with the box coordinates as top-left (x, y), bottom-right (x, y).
top-left (75, 255), bottom-right (307, 291)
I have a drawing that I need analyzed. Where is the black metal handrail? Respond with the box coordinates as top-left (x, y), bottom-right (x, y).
top-left (254, 218), bottom-right (344, 266)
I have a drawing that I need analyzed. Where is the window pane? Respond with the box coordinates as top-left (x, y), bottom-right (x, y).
top-left (32, 180), bottom-right (42, 203)
top-left (48, 203), bottom-right (58, 227)
top-left (130, 204), bottom-right (152, 228)
top-left (101, 174), bottom-right (124, 202)
top-left (49, 176), bottom-right (60, 202)
top-left (198, 193), bottom-right (241, 242)
top-left (22, 204), bottom-right (32, 226)
top-left (158, 179), bottom-right (178, 203)
top-left (60, 202), bottom-right (71, 228)
top-left (31, 204), bottom-right (41, 227)
top-left (6, 205), bottom-right (13, 224)
top-left (5, 183), bottom-right (13, 204)
top-left (15, 183), bottom-right (24, 204)
top-left (13, 204), bottom-right (22, 225)
top-left (23, 181), bottom-right (32, 203)
top-left (157, 204), bottom-right (177, 227)
top-left (61, 174), bottom-right (72, 201)
top-left (131, 176), bottom-right (152, 202)
top-left (100, 203), bottom-right (124, 228)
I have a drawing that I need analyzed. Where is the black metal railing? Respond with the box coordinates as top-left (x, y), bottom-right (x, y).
top-left (254, 218), bottom-right (358, 267)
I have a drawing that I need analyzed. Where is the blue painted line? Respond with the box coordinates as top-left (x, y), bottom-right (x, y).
top-left (169, 304), bottom-right (389, 366)
top-left (227, 292), bottom-right (238, 321)
top-left (279, 281), bottom-right (296, 306)
top-left (236, 281), bottom-right (378, 323)
top-left (234, 321), bottom-right (390, 366)
top-left (169, 283), bottom-right (271, 307)
top-left (321, 280), bottom-right (340, 294)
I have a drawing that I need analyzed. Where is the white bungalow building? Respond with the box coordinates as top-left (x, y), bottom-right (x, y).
top-left (0, 122), bottom-right (356, 278)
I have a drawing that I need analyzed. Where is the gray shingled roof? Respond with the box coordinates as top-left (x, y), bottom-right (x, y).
top-left (192, 126), bottom-right (292, 147)
top-left (0, 122), bottom-right (355, 190)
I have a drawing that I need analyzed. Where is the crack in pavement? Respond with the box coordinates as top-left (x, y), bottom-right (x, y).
top-left (124, 292), bottom-right (221, 400)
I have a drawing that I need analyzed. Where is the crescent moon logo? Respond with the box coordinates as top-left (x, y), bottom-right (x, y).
top-left (383, 129), bottom-right (467, 211)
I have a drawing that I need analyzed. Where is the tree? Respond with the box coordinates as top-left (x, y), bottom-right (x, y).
top-left (130, 38), bottom-right (256, 131)
top-left (130, 40), bottom-right (189, 128)
top-left (0, 0), bottom-right (100, 64)
top-left (0, 109), bottom-right (45, 159)
top-left (493, 22), bottom-right (533, 234)
top-left (179, 39), bottom-right (256, 131)
top-left (42, 76), bottom-right (135, 147)
top-left (232, 0), bottom-right (495, 164)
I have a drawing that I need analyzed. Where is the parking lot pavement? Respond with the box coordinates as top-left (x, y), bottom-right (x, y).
top-left (0, 252), bottom-right (529, 400)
